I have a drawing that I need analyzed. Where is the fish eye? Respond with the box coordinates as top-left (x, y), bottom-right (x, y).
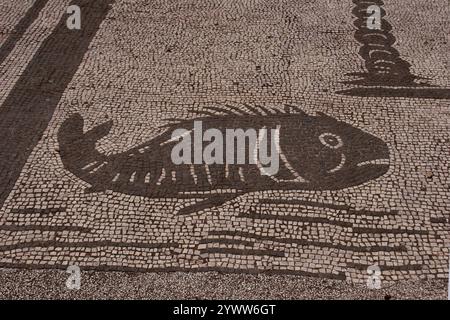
top-left (319, 133), bottom-right (343, 149)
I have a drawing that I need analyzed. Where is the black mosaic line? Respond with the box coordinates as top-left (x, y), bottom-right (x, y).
top-left (430, 217), bottom-right (449, 224)
top-left (347, 262), bottom-right (423, 271)
top-left (0, 262), bottom-right (348, 281)
top-left (200, 247), bottom-right (286, 258)
top-left (0, 0), bottom-right (115, 208)
top-left (258, 198), bottom-right (398, 216)
top-left (0, 224), bottom-right (91, 233)
top-left (0, 0), bottom-right (50, 66)
top-left (240, 211), bottom-right (354, 228)
top-left (0, 240), bottom-right (177, 252)
top-left (352, 226), bottom-right (429, 235)
top-left (208, 231), bottom-right (407, 253)
top-left (9, 207), bottom-right (66, 215)
top-left (199, 238), bottom-right (255, 247)
top-left (337, 87), bottom-right (450, 99)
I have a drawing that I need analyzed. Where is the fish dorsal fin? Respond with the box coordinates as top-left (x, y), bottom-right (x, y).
top-left (160, 104), bottom-right (309, 128)
top-left (283, 104), bottom-right (308, 117)
top-left (194, 103), bottom-right (308, 117)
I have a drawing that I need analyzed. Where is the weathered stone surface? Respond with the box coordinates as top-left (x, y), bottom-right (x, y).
top-left (0, 0), bottom-right (448, 291)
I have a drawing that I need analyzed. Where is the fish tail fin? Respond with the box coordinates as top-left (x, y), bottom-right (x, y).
top-left (57, 113), bottom-right (112, 174)
top-left (58, 113), bottom-right (113, 147)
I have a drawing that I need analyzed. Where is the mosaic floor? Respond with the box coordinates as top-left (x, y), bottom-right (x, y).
top-left (0, 0), bottom-right (448, 291)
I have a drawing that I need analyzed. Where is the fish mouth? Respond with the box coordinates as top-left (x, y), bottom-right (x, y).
top-left (356, 158), bottom-right (390, 167)
top-left (327, 157), bottom-right (390, 175)
top-left (313, 155), bottom-right (390, 191)
top-left (350, 157), bottom-right (390, 182)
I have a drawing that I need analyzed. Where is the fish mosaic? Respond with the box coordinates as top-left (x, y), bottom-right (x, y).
top-left (58, 104), bottom-right (390, 214)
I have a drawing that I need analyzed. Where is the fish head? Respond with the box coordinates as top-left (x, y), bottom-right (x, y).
top-left (280, 112), bottom-right (390, 189)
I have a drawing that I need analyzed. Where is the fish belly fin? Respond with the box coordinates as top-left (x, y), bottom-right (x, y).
top-left (178, 193), bottom-right (239, 215)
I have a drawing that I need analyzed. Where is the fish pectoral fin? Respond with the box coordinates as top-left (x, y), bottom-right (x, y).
top-left (178, 194), bottom-right (239, 215)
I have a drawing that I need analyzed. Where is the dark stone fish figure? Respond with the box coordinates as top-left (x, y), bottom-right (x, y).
top-left (57, 105), bottom-right (390, 214)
